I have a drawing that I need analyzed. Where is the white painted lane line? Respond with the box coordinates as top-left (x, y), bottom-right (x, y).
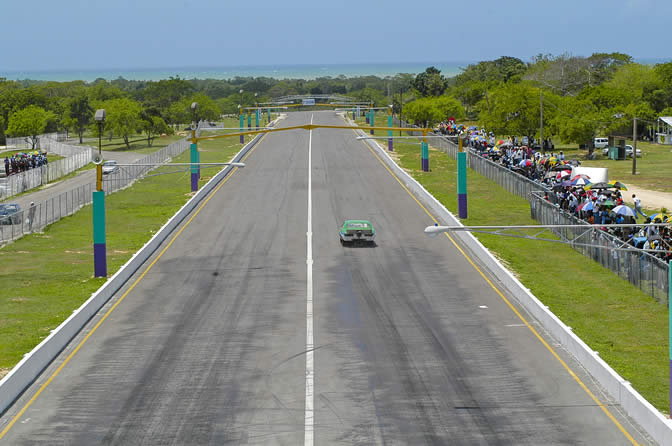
top-left (305, 114), bottom-right (314, 446)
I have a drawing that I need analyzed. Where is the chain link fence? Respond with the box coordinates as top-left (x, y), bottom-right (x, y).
top-left (2, 132), bottom-right (94, 200)
top-left (0, 133), bottom-right (196, 245)
top-left (530, 192), bottom-right (669, 304)
top-left (0, 149), bottom-right (93, 199)
top-left (391, 116), bottom-right (668, 302)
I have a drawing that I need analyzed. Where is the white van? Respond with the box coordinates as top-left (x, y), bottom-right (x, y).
top-left (594, 137), bottom-right (609, 149)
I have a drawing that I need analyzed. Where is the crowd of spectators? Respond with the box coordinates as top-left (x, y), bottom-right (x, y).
top-left (462, 128), bottom-right (671, 260)
top-left (3, 152), bottom-right (48, 177)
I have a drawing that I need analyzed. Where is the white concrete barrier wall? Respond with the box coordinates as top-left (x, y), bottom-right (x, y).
top-left (352, 122), bottom-right (672, 446)
top-left (0, 122), bottom-right (276, 416)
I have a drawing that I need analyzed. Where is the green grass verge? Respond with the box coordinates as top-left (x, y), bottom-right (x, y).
top-left (0, 130), bottom-right (252, 379)
top-left (83, 134), bottom-right (184, 155)
top-left (549, 140), bottom-right (672, 193)
top-left (357, 113), bottom-right (669, 414)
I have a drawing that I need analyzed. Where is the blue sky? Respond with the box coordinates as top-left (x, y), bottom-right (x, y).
top-left (2, 0), bottom-right (670, 71)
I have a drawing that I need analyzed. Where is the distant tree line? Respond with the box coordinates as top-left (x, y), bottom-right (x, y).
top-left (2, 53), bottom-right (671, 150)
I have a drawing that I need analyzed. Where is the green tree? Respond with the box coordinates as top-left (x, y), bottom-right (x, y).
top-left (142, 114), bottom-right (171, 147)
top-left (100, 98), bottom-right (143, 149)
top-left (402, 98), bottom-right (442, 127)
top-left (478, 83), bottom-right (549, 139)
top-left (548, 96), bottom-right (602, 151)
top-left (413, 67), bottom-right (447, 97)
top-left (434, 96), bottom-right (466, 120)
top-left (6, 105), bottom-right (56, 149)
top-left (65, 94), bottom-right (94, 143)
top-left (188, 93), bottom-right (220, 122)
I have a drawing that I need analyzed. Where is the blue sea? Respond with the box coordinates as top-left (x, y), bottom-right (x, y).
top-left (0, 62), bottom-right (470, 82)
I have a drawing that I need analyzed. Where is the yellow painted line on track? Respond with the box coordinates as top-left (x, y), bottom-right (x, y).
top-left (0, 133), bottom-right (269, 440)
top-left (354, 131), bottom-right (638, 445)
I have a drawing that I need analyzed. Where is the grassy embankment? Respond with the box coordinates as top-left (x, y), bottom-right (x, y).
top-left (0, 122), bottom-right (254, 379)
top-left (358, 111), bottom-right (668, 413)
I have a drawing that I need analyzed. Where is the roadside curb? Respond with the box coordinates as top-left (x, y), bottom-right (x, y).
top-left (349, 118), bottom-right (672, 445)
top-left (0, 119), bottom-right (280, 417)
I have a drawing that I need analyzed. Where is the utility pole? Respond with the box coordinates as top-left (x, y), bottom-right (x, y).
top-left (540, 90), bottom-right (544, 154)
top-left (632, 117), bottom-right (637, 175)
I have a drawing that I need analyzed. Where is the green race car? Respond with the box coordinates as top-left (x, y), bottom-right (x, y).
top-left (339, 220), bottom-right (375, 245)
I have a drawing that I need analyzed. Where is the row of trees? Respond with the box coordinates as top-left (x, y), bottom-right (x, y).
top-left (2, 54), bottom-right (671, 149)
top-left (401, 54), bottom-right (672, 150)
top-left (0, 74), bottom-right (406, 147)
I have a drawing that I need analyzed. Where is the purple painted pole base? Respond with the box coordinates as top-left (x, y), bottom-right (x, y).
top-left (191, 172), bottom-right (198, 192)
top-left (422, 158), bottom-right (429, 172)
top-left (94, 243), bottom-right (107, 277)
top-left (370, 128), bottom-right (374, 135)
top-left (240, 135), bottom-right (244, 144)
top-left (458, 193), bottom-right (468, 219)
top-left (388, 138), bottom-right (393, 151)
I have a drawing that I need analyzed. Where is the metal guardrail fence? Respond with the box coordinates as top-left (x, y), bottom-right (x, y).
top-left (0, 149), bottom-right (93, 199)
top-left (530, 192), bottom-right (669, 304)
top-left (0, 134), bottom-right (195, 245)
top-left (391, 116), bottom-right (667, 302)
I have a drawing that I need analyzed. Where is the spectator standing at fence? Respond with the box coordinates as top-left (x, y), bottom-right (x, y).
top-left (632, 194), bottom-right (647, 218)
top-left (4, 157), bottom-right (8, 176)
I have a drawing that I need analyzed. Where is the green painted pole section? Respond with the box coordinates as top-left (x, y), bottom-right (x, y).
top-left (247, 113), bottom-right (251, 130)
top-left (457, 152), bottom-right (467, 193)
top-left (93, 190), bottom-right (106, 244)
top-left (267, 108), bottom-right (271, 124)
top-left (255, 109), bottom-right (260, 129)
top-left (190, 143), bottom-right (199, 174)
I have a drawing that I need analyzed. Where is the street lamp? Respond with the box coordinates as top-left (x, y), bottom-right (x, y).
top-left (93, 108), bottom-right (107, 278)
top-left (94, 109), bottom-right (106, 157)
top-left (190, 102), bottom-right (199, 192)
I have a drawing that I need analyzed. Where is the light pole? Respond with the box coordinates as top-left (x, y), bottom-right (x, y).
top-left (238, 104), bottom-right (244, 144)
top-left (93, 109), bottom-right (107, 277)
top-left (254, 93), bottom-right (259, 130)
top-left (190, 102), bottom-right (200, 192)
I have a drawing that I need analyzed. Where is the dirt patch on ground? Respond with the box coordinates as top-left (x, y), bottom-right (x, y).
top-left (0, 368), bottom-right (9, 379)
top-left (65, 250), bottom-right (86, 254)
top-left (11, 297), bottom-right (29, 303)
top-left (625, 186), bottom-right (672, 213)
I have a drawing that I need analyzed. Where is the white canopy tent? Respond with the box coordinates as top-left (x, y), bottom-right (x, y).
top-left (656, 116), bottom-right (672, 145)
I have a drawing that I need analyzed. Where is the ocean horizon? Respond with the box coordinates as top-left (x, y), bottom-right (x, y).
top-left (0, 62), bottom-right (472, 82)
top-left (2, 58), bottom-right (669, 83)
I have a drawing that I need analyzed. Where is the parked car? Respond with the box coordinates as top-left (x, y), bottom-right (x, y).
top-left (0, 203), bottom-right (21, 225)
top-left (601, 145), bottom-right (641, 157)
top-left (625, 145), bottom-right (642, 157)
top-left (102, 160), bottom-right (119, 175)
top-left (594, 137), bottom-right (609, 149)
top-left (339, 220), bottom-right (376, 245)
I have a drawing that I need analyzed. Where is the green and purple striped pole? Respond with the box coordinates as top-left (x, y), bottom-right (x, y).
top-left (190, 141), bottom-right (199, 192)
top-left (352, 107), bottom-right (356, 120)
top-left (370, 109), bottom-right (375, 135)
top-left (457, 137), bottom-right (468, 218)
top-left (247, 113), bottom-right (251, 131)
top-left (387, 106), bottom-right (393, 151)
top-left (239, 109), bottom-right (244, 144)
top-left (93, 175), bottom-right (107, 277)
top-left (365, 108), bottom-right (370, 124)
top-left (255, 109), bottom-right (260, 130)
top-left (421, 134), bottom-right (429, 172)
top-left (267, 108), bottom-right (271, 124)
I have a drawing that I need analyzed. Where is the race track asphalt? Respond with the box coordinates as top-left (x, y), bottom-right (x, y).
top-left (0, 111), bottom-right (651, 445)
